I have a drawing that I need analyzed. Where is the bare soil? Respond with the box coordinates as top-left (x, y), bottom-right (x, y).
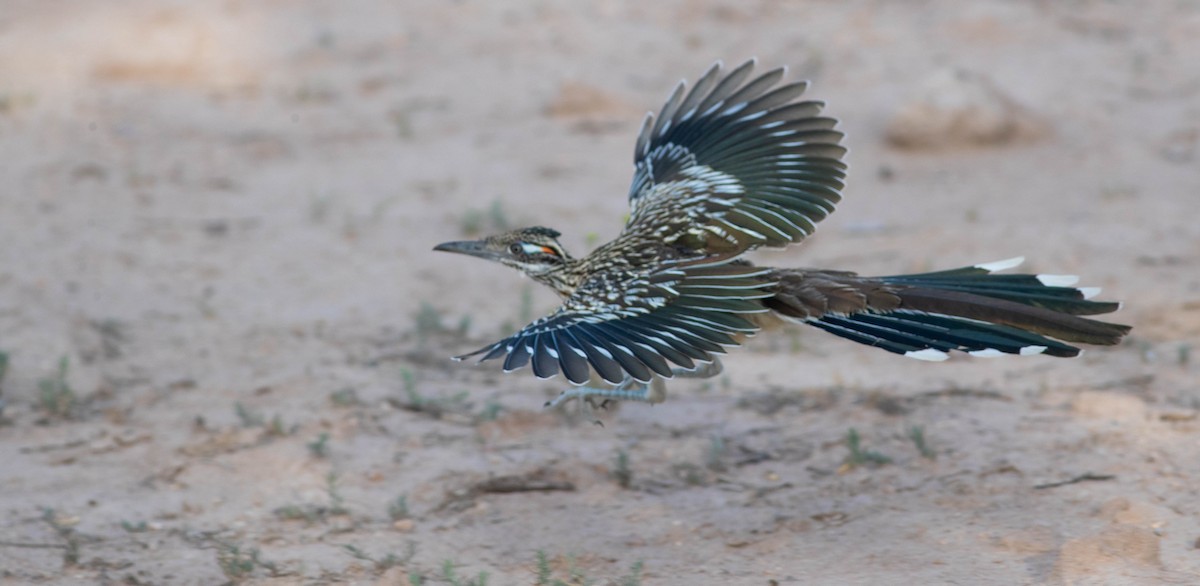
top-left (1, 1), bottom-right (1198, 584)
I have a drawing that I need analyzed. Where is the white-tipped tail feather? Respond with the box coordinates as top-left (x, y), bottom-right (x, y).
top-left (905, 348), bottom-right (949, 362)
top-left (968, 348), bottom-right (1006, 357)
top-left (975, 257), bottom-right (1025, 273)
top-left (1036, 274), bottom-right (1080, 287)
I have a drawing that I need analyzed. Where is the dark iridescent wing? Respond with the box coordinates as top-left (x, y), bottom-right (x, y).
top-left (623, 59), bottom-right (848, 254)
top-left (455, 259), bottom-right (773, 385)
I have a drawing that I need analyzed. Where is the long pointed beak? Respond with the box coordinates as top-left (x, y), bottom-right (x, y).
top-left (433, 239), bottom-right (497, 260)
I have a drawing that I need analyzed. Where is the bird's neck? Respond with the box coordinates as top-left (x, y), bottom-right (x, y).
top-left (528, 257), bottom-right (586, 299)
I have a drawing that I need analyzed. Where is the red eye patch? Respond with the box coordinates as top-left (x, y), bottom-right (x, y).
top-left (518, 242), bottom-right (559, 256)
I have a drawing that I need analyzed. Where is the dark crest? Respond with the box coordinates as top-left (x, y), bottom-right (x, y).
top-left (524, 226), bottom-right (562, 239)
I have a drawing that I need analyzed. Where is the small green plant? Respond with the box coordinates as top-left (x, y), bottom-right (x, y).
top-left (41, 508), bottom-right (80, 565)
top-left (414, 302), bottom-right (445, 346)
top-left (487, 199), bottom-right (509, 232)
top-left (397, 372), bottom-right (472, 420)
top-left (401, 368), bottom-right (417, 394)
top-left (612, 449), bottom-right (633, 489)
top-left (459, 209), bottom-right (485, 236)
top-left (908, 425), bottom-right (935, 460)
top-left (498, 320), bottom-right (515, 338)
top-left (391, 109), bottom-right (415, 139)
top-left (234, 402), bottom-right (264, 427)
top-left (671, 462), bottom-right (706, 486)
top-left (705, 435), bottom-right (727, 472)
top-left (218, 543), bottom-right (256, 579)
top-left (534, 551), bottom-right (599, 586)
top-left (329, 388), bottom-right (361, 407)
top-left (120, 520), bottom-right (148, 533)
top-left (566, 556), bottom-right (593, 586)
top-left (388, 494), bottom-right (410, 521)
top-left (273, 504), bottom-right (319, 523)
top-left (409, 389), bottom-right (470, 415)
top-left (308, 192), bottom-right (332, 224)
top-left (1136, 339), bottom-right (1155, 364)
top-left (235, 403), bottom-right (290, 436)
top-left (535, 550), bottom-right (554, 585)
top-left (442, 559), bottom-right (489, 586)
top-left (266, 414), bottom-right (289, 437)
top-left (307, 432), bottom-right (331, 458)
top-left (89, 318), bottom-right (126, 359)
top-left (326, 472), bottom-right (349, 515)
top-left (38, 356), bottom-right (76, 418)
top-left (619, 560), bottom-right (644, 586)
top-left (0, 93), bottom-right (34, 114)
top-left (273, 472), bottom-right (350, 524)
top-left (460, 199), bottom-right (511, 236)
top-left (477, 398), bottom-right (503, 422)
top-left (517, 285), bottom-right (534, 324)
top-left (843, 428), bottom-right (891, 468)
top-left (1180, 343), bottom-right (1192, 367)
top-left (369, 196), bottom-right (400, 226)
top-left (216, 541), bottom-right (277, 580)
top-left (343, 542), bottom-right (414, 573)
top-left (0, 351), bottom-right (8, 423)
top-left (788, 330), bottom-right (805, 353)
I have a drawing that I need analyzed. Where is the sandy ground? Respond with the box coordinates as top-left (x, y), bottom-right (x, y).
top-left (1, 1), bottom-right (1198, 584)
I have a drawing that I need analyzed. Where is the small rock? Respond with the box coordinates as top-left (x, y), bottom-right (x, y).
top-left (996, 525), bottom-right (1058, 554)
top-left (886, 68), bottom-right (1046, 149)
top-left (1158, 128), bottom-right (1198, 164)
top-left (1054, 524), bottom-right (1162, 581)
top-left (1097, 497), bottom-right (1172, 529)
top-left (1071, 391), bottom-right (1147, 422)
top-left (392, 518), bottom-right (415, 532)
top-left (374, 566), bottom-right (414, 586)
top-left (544, 81), bottom-right (634, 120)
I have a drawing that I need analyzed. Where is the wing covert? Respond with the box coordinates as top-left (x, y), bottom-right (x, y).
top-left (625, 59), bottom-right (848, 254)
top-left (455, 259), bottom-right (774, 385)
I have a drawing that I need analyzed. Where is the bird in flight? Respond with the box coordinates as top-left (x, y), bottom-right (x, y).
top-left (434, 59), bottom-right (1130, 407)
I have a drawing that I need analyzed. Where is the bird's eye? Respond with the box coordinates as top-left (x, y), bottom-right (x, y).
top-left (509, 242), bottom-right (525, 255)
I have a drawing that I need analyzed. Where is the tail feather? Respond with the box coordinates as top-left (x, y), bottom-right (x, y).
top-left (808, 316), bottom-right (952, 360)
top-left (882, 264), bottom-right (1119, 316)
top-left (845, 311), bottom-right (1080, 356)
top-left (769, 259), bottom-right (1131, 360)
top-left (894, 287), bottom-right (1129, 346)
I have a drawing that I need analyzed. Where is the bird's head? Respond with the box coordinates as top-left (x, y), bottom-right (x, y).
top-left (434, 226), bottom-right (572, 277)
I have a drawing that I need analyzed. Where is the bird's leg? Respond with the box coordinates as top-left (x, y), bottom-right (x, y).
top-left (672, 358), bottom-right (723, 380)
top-left (545, 359), bottom-right (724, 408)
top-left (546, 375), bottom-right (660, 408)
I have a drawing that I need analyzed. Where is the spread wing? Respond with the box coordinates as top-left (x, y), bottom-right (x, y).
top-left (455, 259), bottom-right (773, 385)
top-left (623, 59), bottom-right (848, 255)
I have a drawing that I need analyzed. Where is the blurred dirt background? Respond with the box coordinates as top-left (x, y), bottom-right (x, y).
top-left (1, 1), bottom-right (1198, 584)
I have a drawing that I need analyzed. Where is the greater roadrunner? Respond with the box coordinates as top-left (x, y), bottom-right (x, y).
top-left (434, 60), bottom-right (1130, 407)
